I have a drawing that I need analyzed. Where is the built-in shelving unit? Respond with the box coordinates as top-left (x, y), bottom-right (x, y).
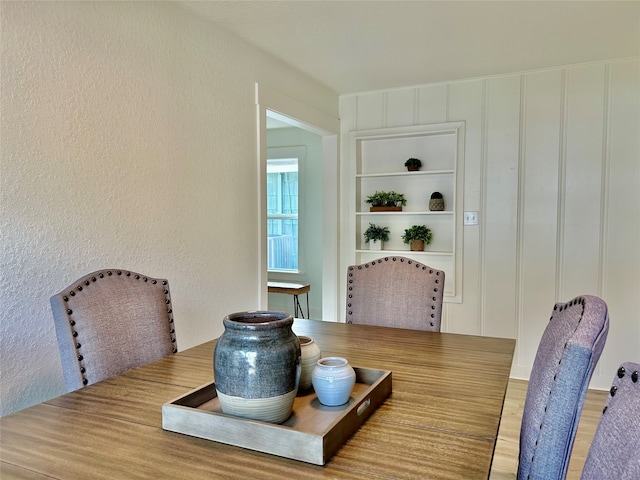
top-left (349, 122), bottom-right (465, 302)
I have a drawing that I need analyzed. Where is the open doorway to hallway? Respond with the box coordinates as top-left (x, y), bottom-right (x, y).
top-left (255, 85), bottom-right (339, 321)
top-left (266, 114), bottom-right (323, 318)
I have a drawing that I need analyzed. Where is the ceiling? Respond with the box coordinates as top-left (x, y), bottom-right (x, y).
top-left (178, 1), bottom-right (639, 95)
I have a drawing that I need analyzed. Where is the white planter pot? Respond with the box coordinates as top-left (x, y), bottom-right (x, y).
top-left (369, 240), bottom-right (382, 251)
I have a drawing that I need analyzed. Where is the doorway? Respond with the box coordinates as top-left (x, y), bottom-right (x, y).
top-left (256, 85), bottom-right (339, 321)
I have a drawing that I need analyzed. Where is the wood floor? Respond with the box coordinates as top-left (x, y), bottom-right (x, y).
top-left (490, 379), bottom-right (609, 480)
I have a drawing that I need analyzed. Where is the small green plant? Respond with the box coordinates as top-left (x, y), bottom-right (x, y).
top-left (365, 191), bottom-right (407, 207)
top-left (401, 225), bottom-right (433, 245)
top-left (404, 158), bottom-right (422, 169)
top-left (363, 223), bottom-right (390, 243)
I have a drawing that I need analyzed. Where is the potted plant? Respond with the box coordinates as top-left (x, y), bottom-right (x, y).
top-left (401, 224), bottom-right (432, 251)
top-left (429, 191), bottom-right (444, 211)
top-left (365, 191), bottom-right (407, 212)
top-left (404, 157), bottom-right (422, 171)
top-left (363, 223), bottom-right (390, 251)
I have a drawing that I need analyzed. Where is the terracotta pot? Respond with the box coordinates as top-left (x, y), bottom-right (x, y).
top-left (410, 239), bottom-right (425, 251)
top-left (369, 206), bottom-right (402, 212)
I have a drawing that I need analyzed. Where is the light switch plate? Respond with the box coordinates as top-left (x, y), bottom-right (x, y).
top-left (464, 211), bottom-right (479, 225)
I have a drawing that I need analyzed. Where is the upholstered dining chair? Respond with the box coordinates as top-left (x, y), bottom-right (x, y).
top-left (580, 361), bottom-right (640, 480)
top-left (50, 269), bottom-right (177, 392)
top-left (345, 256), bottom-right (444, 331)
top-left (517, 295), bottom-right (609, 480)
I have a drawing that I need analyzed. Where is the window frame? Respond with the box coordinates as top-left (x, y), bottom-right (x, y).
top-left (266, 146), bottom-right (306, 280)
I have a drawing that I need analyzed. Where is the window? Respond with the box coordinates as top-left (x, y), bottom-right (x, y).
top-left (267, 156), bottom-right (299, 272)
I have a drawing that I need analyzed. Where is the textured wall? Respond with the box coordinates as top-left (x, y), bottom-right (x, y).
top-left (0, 1), bottom-right (337, 416)
top-left (340, 58), bottom-right (639, 389)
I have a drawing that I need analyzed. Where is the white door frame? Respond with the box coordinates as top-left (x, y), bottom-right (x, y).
top-left (255, 83), bottom-right (340, 321)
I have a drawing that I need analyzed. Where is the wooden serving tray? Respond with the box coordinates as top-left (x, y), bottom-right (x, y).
top-left (162, 367), bottom-right (392, 465)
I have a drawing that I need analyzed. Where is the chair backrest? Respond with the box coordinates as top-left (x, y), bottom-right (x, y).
top-left (50, 269), bottom-right (177, 391)
top-left (517, 295), bottom-right (609, 480)
top-left (345, 256), bottom-right (444, 331)
top-left (581, 362), bottom-right (640, 480)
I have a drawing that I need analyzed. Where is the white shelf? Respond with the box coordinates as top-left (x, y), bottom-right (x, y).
top-left (349, 122), bottom-right (465, 303)
top-left (355, 249), bottom-right (453, 256)
top-left (356, 170), bottom-right (454, 178)
top-left (356, 211), bottom-right (453, 216)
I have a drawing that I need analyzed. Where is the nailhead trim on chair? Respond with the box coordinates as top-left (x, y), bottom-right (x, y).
top-left (60, 269), bottom-right (177, 386)
top-left (346, 256), bottom-right (443, 328)
top-left (528, 296), bottom-right (587, 477)
top-left (602, 366), bottom-right (639, 414)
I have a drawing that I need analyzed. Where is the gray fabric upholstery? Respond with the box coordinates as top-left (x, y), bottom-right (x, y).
top-left (50, 269), bottom-right (177, 392)
top-left (581, 362), bottom-right (640, 480)
top-left (346, 256), bottom-right (444, 331)
top-left (518, 295), bottom-right (609, 480)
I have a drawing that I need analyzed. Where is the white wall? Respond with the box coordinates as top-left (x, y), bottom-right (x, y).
top-left (266, 127), bottom-right (324, 319)
top-left (340, 58), bottom-right (639, 389)
top-left (0, 1), bottom-right (338, 416)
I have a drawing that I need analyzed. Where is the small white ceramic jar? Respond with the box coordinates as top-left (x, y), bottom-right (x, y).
top-left (298, 336), bottom-right (322, 391)
top-left (311, 357), bottom-right (356, 406)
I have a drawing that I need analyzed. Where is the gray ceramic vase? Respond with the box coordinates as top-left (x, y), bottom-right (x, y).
top-left (214, 311), bottom-right (301, 423)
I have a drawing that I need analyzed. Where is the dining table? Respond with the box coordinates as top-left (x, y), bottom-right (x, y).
top-left (1, 318), bottom-right (515, 479)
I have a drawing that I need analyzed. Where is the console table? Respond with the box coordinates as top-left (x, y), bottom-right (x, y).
top-left (267, 281), bottom-right (310, 318)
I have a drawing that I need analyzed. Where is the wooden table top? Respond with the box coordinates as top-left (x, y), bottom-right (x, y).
top-left (0, 319), bottom-right (515, 480)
